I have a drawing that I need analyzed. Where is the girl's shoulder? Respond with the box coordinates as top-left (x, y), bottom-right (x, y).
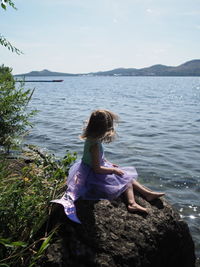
top-left (84, 138), bottom-right (103, 152)
top-left (85, 138), bottom-right (100, 146)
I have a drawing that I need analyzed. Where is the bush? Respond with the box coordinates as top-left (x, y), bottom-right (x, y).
top-left (0, 65), bottom-right (36, 153)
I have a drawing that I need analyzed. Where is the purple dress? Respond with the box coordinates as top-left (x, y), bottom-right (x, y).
top-left (51, 139), bottom-right (138, 223)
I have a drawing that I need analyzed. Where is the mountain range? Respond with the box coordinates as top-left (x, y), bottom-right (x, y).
top-left (15, 59), bottom-right (200, 77)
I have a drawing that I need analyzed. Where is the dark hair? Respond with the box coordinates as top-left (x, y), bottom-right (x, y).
top-left (81, 109), bottom-right (119, 143)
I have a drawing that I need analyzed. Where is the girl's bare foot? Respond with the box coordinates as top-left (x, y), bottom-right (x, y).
top-left (127, 203), bottom-right (148, 213)
top-left (145, 192), bottom-right (165, 202)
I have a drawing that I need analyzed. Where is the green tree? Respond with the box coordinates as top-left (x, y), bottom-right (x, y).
top-left (0, 0), bottom-right (22, 54)
top-left (0, 65), bottom-right (36, 153)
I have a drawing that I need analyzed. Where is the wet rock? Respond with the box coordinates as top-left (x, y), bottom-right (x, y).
top-left (45, 195), bottom-right (196, 267)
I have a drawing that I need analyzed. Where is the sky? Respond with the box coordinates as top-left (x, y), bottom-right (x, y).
top-left (0, 0), bottom-right (200, 75)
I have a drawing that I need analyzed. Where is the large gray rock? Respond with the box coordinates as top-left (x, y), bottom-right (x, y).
top-left (44, 195), bottom-right (196, 267)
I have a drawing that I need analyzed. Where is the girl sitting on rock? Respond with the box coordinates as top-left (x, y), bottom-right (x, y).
top-left (52, 109), bottom-right (164, 223)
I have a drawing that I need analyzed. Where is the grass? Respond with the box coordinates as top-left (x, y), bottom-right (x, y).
top-left (0, 145), bottom-right (77, 266)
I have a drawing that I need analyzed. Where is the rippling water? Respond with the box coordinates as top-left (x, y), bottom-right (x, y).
top-left (24, 76), bottom-right (200, 259)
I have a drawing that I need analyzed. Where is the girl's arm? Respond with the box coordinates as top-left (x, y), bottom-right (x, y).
top-left (90, 144), bottom-right (124, 176)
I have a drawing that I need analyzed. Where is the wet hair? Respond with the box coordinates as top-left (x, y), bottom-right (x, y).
top-left (81, 109), bottom-right (119, 143)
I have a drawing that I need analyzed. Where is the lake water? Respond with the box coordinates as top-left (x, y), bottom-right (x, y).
top-left (23, 76), bottom-right (200, 259)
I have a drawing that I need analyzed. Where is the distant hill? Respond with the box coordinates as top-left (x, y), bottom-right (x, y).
top-left (15, 60), bottom-right (200, 77)
top-left (90, 60), bottom-right (200, 76)
top-left (15, 69), bottom-right (77, 77)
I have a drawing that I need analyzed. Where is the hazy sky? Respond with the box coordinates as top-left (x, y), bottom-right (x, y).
top-left (1, 0), bottom-right (200, 74)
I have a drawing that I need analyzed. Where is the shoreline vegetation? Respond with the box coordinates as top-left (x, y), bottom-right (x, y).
top-left (15, 59), bottom-right (200, 77)
top-left (0, 145), bottom-right (77, 266)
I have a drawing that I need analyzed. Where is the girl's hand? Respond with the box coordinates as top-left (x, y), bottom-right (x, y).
top-left (112, 163), bottom-right (118, 167)
top-left (112, 168), bottom-right (124, 176)
top-left (105, 159), bottom-right (118, 167)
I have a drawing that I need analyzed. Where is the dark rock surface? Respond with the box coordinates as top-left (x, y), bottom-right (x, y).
top-left (44, 195), bottom-right (196, 267)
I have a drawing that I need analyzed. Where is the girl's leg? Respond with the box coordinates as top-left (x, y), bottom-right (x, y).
top-left (132, 180), bottom-right (165, 201)
top-left (124, 185), bottom-right (148, 213)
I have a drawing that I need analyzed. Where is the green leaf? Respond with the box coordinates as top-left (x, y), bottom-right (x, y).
top-left (1, 3), bottom-right (6, 10)
top-left (0, 238), bottom-right (12, 246)
top-left (11, 241), bottom-right (27, 247)
top-left (37, 233), bottom-right (53, 255)
top-left (28, 232), bottom-right (55, 267)
top-left (0, 238), bottom-right (27, 248)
